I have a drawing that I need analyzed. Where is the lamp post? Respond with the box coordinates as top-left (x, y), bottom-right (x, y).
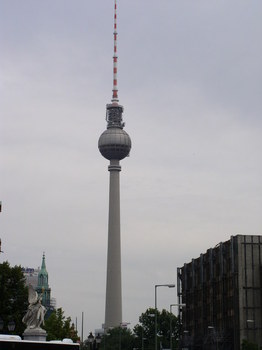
top-left (169, 304), bottom-right (186, 350)
top-left (0, 317), bottom-right (15, 334)
top-left (81, 312), bottom-right (84, 345)
top-left (7, 321), bottom-right (15, 332)
top-left (154, 284), bottom-right (175, 350)
top-left (95, 334), bottom-right (101, 350)
top-left (88, 332), bottom-right (95, 350)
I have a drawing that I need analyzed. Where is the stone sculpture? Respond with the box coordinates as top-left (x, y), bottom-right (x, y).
top-left (22, 284), bottom-right (46, 329)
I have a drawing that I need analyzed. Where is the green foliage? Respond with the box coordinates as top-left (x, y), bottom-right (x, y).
top-left (133, 308), bottom-right (180, 350)
top-left (133, 308), bottom-right (157, 350)
top-left (0, 261), bottom-right (28, 336)
top-left (242, 339), bottom-right (259, 350)
top-left (83, 308), bottom-right (180, 350)
top-left (43, 307), bottom-right (78, 342)
top-left (99, 327), bottom-right (136, 350)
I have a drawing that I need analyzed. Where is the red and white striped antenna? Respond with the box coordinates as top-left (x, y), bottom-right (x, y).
top-left (112, 0), bottom-right (119, 104)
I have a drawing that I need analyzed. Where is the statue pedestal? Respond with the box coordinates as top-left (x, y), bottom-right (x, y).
top-left (23, 327), bottom-right (47, 342)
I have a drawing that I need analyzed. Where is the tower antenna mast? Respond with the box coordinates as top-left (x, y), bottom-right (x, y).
top-left (112, 0), bottom-right (119, 103)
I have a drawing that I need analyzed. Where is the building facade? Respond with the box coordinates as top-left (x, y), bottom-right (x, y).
top-left (22, 267), bottom-right (40, 289)
top-left (177, 235), bottom-right (262, 349)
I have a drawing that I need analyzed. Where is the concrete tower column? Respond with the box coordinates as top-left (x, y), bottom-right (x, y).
top-left (105, 159), bottom-right (122, 327)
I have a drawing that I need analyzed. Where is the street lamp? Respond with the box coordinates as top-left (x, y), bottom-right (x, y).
top-left (169, 304), bottom-right (186, 350)
top-left (7, 321), bottom-right (15, 332)
top-left (88, 332), bottom-right (95, 350)
top-left (154, 284), bottom-right (175, 350)
top-left (0, 318), bottom-right (15, 334)
top-left (95, 334), bottom-right (101, 350)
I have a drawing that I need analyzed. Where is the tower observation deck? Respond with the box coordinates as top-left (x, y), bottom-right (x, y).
top-left (98, 104), bottom-right (131, 161)
top-left (98, 0), bottom-right (131, 329)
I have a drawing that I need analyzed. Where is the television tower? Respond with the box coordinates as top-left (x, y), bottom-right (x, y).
top-left (98, 0), bottom-right (131, 329)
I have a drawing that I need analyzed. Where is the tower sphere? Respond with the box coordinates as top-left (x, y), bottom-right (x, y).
top-left (98, 127), bottom-right (131, 161)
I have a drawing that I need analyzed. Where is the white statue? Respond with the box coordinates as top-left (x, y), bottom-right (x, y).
top-left (22, 284), bottom-right (46, 329)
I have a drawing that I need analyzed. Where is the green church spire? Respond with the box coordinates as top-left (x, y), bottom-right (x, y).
top-left (37, 252), bottom-right (49, 289)
top-left (37, 252), bottom-right (51, 309)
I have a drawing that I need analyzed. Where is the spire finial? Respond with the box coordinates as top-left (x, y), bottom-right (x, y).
top-left (112, 0), bottom-right (119, 103)
top-left (41, 252), bottom-right (46, 269)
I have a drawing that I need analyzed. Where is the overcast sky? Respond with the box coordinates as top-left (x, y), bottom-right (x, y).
top-left (1, 0), bottom-right (262, 339)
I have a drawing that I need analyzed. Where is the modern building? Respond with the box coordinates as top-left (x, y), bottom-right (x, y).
top-left (22, 267), bottom-right (40, 289)
top-left (98, 0), bottom-right (131, 329)
top-left (177, 235), bottom-right (262, 350)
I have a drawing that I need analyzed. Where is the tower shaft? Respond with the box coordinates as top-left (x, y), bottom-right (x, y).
top-left (105, 160), bottom-right (122, 328)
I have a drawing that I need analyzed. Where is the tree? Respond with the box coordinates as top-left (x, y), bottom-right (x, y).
top-left (43, 307), bottom-right (79, 342)
top-left (0, 261), bottom-right (28, 336)
top-left (99, 327), bottom-right (136, 350)
top-left (242, 339), bottom-right (259, 350)
top-left (133, 308), bottom-right (180, 350)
